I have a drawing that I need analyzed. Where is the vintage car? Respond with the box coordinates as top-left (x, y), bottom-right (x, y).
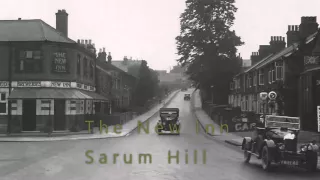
top-left (184, 94), bottom-right (191, 100)
top-left (156, 108), bottom-right (180, 135)
top-left (241, 115), bottom-right (319, 171)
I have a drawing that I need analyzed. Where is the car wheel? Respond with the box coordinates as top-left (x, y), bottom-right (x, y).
top-left (261, 146), bottom-right (271, 171)
top-left (306, 151), bottom-right (318, 172)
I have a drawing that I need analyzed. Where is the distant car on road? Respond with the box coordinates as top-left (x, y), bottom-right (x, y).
top-left (241, 115), bottom-right (318, 171)
top-left (156, 108), bottom-right (180, 135)
top-left (184, 94), bottom-right (191, 100)
top-left (181, 87), bottom-right (187, 91)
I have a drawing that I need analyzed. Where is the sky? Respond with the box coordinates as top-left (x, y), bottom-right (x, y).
top-left (1, 0), bottom-right (320, 71)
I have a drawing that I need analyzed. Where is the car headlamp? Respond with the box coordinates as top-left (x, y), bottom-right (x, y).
top-left (301, 145), bottom-right (307, 151)
top-left (307, 144), bottom-right (319, 152)
top-left (279, 144), bottom-right (285, 150)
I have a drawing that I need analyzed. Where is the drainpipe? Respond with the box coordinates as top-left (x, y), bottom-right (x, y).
top-left (7, 42), bottom-right (12, 135)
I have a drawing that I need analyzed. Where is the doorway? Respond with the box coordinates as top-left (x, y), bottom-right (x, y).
top-left (22, 99), bottom-right (37, 131)
top-left (54, 100), bottom-right (66, 130)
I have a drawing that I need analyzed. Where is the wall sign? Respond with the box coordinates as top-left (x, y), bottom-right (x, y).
top-left (51, 82), bottom-right (71, 88)
top-left (2, 81), bottom-right (95, 91)
top-left (52, 52), bottom-right (68, 73)
top-left (17, 81), bottom-right (41, 87)
top-left (304, 56), bottom-right (320, 70)
top-left (0, 81), bottom-right (8, 87)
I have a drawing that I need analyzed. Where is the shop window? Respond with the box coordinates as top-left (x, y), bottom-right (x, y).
top-left (16, 50), bottom-right (42, 73)
top-left (0, 93), bottom-right (7, 114)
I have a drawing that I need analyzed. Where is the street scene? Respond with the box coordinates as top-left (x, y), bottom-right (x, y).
top-left (1, 0), bottom-right (320, 179)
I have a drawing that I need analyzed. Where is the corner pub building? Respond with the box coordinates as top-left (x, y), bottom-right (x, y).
top-left (0, 10), bottom-right (108, 134)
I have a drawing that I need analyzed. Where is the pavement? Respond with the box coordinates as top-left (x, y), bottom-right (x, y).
top-left (0, 88), bottom-right (319, 180)
top-left (0, 90), bottom-right (180, 142)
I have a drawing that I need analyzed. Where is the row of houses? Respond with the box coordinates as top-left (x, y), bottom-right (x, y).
top-left (0, 10), bottom-right (140, 133)
top-left (228, 16), bottom-right (320, 132)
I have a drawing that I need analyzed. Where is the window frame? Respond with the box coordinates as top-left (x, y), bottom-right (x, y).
top-left (0, 92), bottom-right (7, 115)
top-left (16, 49), bottom-right (43, 73)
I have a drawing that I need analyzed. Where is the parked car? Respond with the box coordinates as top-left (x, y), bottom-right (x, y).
top-left (241, 115), bottom-right (318, 171)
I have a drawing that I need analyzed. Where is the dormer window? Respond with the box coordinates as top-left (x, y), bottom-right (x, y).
top-left (275, 61), bottom-right (284, 80)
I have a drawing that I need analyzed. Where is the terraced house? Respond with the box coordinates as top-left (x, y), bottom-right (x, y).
top-left (228, 16), bottom-right (320, 132)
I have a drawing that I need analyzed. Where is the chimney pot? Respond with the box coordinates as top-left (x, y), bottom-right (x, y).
top-left (77, 39), bottom-right (80, 43)
top-left (18, 18), bottom-right (21, 20)
top-left (81, 39), bottom-right (84, 44)
top-left (99, 49), bottom-right (102, 53)
top-left (85, 40), bottom-right (88, 45)
top-left (108, 52), bottom-right (111, 56)
top-left (89, 39), bottom-right (92, 44)
top-left (92, 43), bottom-right (95, 48)
top-left (103, 47), bottom-right (105, 52)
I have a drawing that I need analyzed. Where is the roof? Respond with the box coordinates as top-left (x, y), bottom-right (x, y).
top-left (0, 19), bottom-right (75, 43)
top-left (111, 60), bottom-right (142, 73)
top-left (244, 31), bottom-right (319, 73)
top-left (96, 60), bottom-right (137, 80)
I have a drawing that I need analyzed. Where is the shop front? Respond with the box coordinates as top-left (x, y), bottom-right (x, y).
top-left (5, 81), bottom-right (108, 133)
top-left (299, 56), bottom-right (320, 132)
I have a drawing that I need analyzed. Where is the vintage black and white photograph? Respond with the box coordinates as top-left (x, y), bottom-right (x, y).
top-left (0, 0), bottom-right (319, 179)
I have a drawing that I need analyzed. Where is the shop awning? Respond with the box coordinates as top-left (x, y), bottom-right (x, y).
top-left (8, 88), bottom-right (93, 100)
top-left (79, 90), bottom-right (109, 102)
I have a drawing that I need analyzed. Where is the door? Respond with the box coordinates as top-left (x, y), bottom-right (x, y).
top-left (22, 99), bottom-right (37, 131)
top-left (54, 100), bottom-right (66, 130)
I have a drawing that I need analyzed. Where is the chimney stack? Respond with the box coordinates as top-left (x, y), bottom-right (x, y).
top-left (55, 9), bottom-right (68, 37)
top-left (250, 52), bottom-right (260, 65)
top-left (108, 52), bottom-right (112, 63)
top-left (77, 39), bottom-right (80, 43)
top-left (287, 25), bottom-right (300, 47)
top-left (269, 36), bottom-right (286, 53)
top-left (103, 47), bottom-right (105, 52)
top-left (299, 16), bottom-right (318, 39)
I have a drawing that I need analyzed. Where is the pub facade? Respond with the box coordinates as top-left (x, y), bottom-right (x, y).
top-left (0, 10), bottom-right (108, 133)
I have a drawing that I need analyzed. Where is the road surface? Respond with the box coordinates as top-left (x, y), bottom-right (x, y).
top-left (0, 90), bottom-right (319, 180)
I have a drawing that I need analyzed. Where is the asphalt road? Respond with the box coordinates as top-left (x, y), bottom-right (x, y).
top-left (0, 90), bottom-right (319, 180)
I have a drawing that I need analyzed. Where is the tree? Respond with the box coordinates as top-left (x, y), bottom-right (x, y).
top-left (127, 64), bottom-right (141, 77)
top-left (132, 61), bottom-right (160, 106)
top-left (176, 0), bottom-right (244, 104)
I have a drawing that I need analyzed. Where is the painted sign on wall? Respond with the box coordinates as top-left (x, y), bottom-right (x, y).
top-left (317, 106), bottom-right (320, 132)
top-left (52, 52), bottom-right (68, 73)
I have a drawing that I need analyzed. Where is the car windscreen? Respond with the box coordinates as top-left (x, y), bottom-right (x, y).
top-left (160, 111), bottom-right (178, 118)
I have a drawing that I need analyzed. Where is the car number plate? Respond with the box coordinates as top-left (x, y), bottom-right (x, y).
top-left (280, 160), bottom-right (298, 165)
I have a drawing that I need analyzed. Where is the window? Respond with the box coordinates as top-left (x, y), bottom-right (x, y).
top-left (243, 75), bottom-right (246, 91)
top-left (16, 50), bottom-right (42, 73)
top-left (90, 61), bottom-right (94, 79)
top-left (83, 58), bottom-right (88, 77)
top-left (230, 82), bottom-right (234, 90)
top-left (272, 69), bottom-right (275, 82)
top-left (268, 70), bottom-right (272, 84)
top-left (259, 69), bottom-right (264, 85)
top-left (253, 72), bottom-right (257, 86)
top-left (275, 61), bottom-right (283, 80)
top-left (248, 75), bottom-right (252, 87)
top-left (77, 54), bottom-right (81, 75)
top-left (0, 93), bottom-right (7, 114)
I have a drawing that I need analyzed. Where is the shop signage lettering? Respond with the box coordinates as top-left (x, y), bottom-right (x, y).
top-left (304, 56), bottom-right (320, 65)
top-left (17, 81), bottom-right (41, 87)
top-left (77, 83), bottom-right (82, 88)
top-left (52, 52), bottom-right (68, 73)
top-left (51, 82), bottom-right (71, 88)
top-left (0, 81), bottom-right (8, 87)
top-left (84, 85), bottom-right (88, 90)
top-left (89, 86), bottom-right (94, 91)
top-left (235, 123), bottom-right (256, 131)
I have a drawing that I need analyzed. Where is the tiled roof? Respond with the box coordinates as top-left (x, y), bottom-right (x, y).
top-left (111, 60), bottom-right (142, 76)
top-left (96, 60), bottom-right (136, 79)
top-left (244, 31), bottom-right (319, 73)
top-left (0, 19), bottom-right (75, 43)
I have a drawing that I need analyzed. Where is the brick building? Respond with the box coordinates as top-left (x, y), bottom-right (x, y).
top-left (95, 49), bottom-right (136, 114)
top-left (228, 16), bottom-right (320, 132)
top-left (0, 10), bottom-right (108, 133)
